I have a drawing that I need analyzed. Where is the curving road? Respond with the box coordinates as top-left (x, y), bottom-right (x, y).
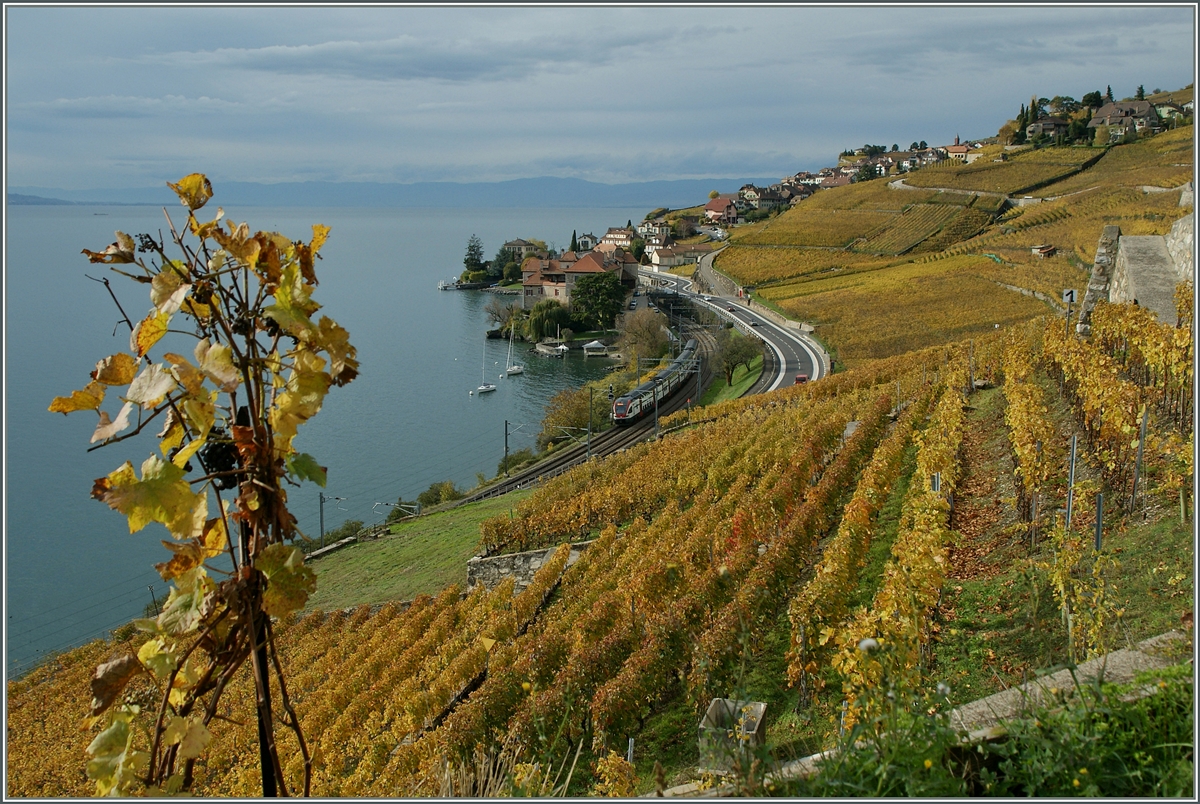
top-left (641, 261), bottom-right (829, 392)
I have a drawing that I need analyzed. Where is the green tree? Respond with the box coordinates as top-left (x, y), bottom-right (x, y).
top-left (489, 246), bottom-right (513, 279)
top-left (1135, 84), bottom-right (1145, 100)
top-left (502, 260), bottom-right (522, 283)
top-left (854, 162), bottom-right (878, 183)
top-left (620, 308), bottom-right (669, 366)
top-left (417, 480), bottom-right (464, 508)
top-left (569, 230), bottom-right (578, 252)
top-left (571, 271), bottom-right (624, 330)
top-left (1082, 90), bottom-right (1103, 109)
top-left (1105, 85), bottom-right (1114, 102)
top-left (909, 141), bottom-right (919, 151)
top-left (919, 140), bottom-right (927, 149)
top-left (463, 234), bottom-right (485, 278)
top-left (708, 190), bottom-right (720, 199)
top-left (714, 328), bottom-right (760, 385)
top-left (630, 237), bottom-right (646, 262)
top-left (1050, 95), bottom-right (1080, 115)
top-left (527, 299), bottom-right (572, 341)
top-left (891, 143), bottom-right (899, 151)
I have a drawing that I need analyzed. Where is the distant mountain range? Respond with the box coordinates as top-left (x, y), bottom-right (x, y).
top-left (8, 176), bottom-right (782, 209)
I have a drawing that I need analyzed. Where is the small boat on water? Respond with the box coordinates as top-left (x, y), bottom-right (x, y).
top-left (505, 326), bottom-right (524, 375)
top-left (477, 341), bottom-right (497, 393)
top-left (438, 279), bottom-right (458, 290)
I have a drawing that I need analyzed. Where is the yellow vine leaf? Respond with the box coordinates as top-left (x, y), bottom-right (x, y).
top-left (163, 352), bottom-right (204, 395)
top-left (193, 339), bottom-right (239, 392)
top-left (310, 223), bottom-right (330, 254)
top-left (154, 514), bottom-right (225, 579)
top-left (211, 220), bottom-right (261, 267)
top-left (269, 358), bottom-right (332, 453)
top-left (315, 316), bottom-right (359, 385)
top-left (85, 709), bottom-right (148, 797)
top-left (81, 231), bottom-right (136, 264)
top-left (254, 543), bottom-right (316, 616)
top-left (91, 400), bottom-right (135, 444)
top-left (126, 363), bottom-right (177, 409)
top-left (91, 454), bottom-right (202, 538)
top-left (137, 637), bottom-right (178, 682)
top-left (49, 380), bottom-right (106, 414)
top-left (187, 207), bottom-right (225, 240)
top-left (150, 268), bottom-right (191, 315)
top-left (171, 437), bottom-right (204, 469)
top-left (92, 352), bottom-right (138, 386)
top-left (166, 173), bottom-right (212, 211)
top-left (155, 567), bottom-right (211, 636)
top-left (157, 410), bottom-right (185, 456)
top-left (177, 719), bottom-right (213, 760)
top-left (131, 309), bottom-right (171, 357)
top-left (181, 389), bottom-right (217, 442)
top-left (264, 262), bottom-right (320, 340)
top-left (162, 715), bottom-right (188, 747)
top-left (89, 654), bottom-right (145, 716)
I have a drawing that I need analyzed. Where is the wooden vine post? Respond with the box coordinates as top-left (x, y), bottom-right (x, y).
top-left (50, 173), bottom-right (357, 796)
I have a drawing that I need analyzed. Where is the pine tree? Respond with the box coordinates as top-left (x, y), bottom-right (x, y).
top-left (1105, 85), bottom-right (1114, 102)
top-left (1135, 85), bottom-right (1145, 100)
top-left (570, 230), bottom-right (578, 253)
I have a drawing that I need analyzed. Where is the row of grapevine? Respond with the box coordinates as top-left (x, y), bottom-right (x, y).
top-left (1041, 317), bottom-right (1147, 501)
top-left (398, 390), bottom-right (879, 792)
top-left (686, 392), bottom-right (896, 707)
top-left (1001, 329), bottom-right (1056, 518)
top-left (856, 203), bottom-right (962, 254)
top-left (1090, 294), bottom-right (1193, 433)
top-left (827, 361), bottom-right (969, 720)
top-left (735, 209), bottom-right (900, 248)
top-left (786, 388), bottom-right (933, 693)
top-left (483, 386), bottom-right (859, 554)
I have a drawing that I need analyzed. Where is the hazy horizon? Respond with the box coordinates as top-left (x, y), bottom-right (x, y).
top-left (6, 5), bottom-right (1194, 191)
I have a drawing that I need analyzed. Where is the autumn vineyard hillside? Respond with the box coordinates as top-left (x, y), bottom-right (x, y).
top-left (6, 124), bottom-right (1195, 796)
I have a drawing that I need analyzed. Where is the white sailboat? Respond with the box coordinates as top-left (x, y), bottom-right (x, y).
top-left (477, 340), bottom-right (497, 393)
top-left (505, 325), bottom-right (525, 375)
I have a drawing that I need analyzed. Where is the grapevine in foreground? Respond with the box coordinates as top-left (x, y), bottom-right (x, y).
top-left (50, 173), bottom-right (356, 796)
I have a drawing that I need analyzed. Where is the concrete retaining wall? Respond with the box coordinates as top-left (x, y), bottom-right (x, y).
top-left (466, 540), bottom-right (594, 594)
top-left (1111, 213), bottom-right (1192, 324)
top-left (1166, 213), bottom-right (1194, 284)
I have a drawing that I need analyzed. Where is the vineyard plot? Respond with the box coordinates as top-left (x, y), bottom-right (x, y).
top-left (855, 203), bottom-right (962, 254)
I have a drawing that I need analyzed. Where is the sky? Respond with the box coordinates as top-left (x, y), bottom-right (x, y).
top-left (4, 4), bottom-right (1196, 190)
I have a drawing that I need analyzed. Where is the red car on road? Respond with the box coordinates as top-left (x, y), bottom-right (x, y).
top-left (794, 374), bottom-right (809, 384)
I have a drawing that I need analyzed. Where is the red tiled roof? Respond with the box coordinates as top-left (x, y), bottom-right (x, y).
top-left (564, 252), bottom-right (607, 273)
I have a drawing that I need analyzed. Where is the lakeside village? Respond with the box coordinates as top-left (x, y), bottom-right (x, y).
top-left (444, 88), bottom-right (1195, 357)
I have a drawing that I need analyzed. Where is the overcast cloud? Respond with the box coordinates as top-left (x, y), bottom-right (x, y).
top-left (4, 5), bottom-right (1194, 189)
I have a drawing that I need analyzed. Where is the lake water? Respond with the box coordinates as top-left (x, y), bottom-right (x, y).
top-left (4, 204), bottom-right (646, 675)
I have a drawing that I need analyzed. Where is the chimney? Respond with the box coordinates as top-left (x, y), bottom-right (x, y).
top-left (955, 134), bottom-right (960, 146)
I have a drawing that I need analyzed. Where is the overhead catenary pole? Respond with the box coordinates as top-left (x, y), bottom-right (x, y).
top-left (504, 420), bottom-right (510, 477)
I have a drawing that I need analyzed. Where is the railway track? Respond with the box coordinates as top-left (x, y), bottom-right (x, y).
top-left (452, 292), bottom-right (735, 509)
top-left (460, 335), bottom-right (716, 504)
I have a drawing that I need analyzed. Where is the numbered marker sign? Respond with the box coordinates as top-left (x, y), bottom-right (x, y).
top-left (1062, 288), bottom-right (1077, 304)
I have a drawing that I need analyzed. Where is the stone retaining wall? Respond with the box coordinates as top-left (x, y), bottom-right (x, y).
top-left (1165, 213), bottom-right (1194, 284)
top-left (1076, 225), bottom-right (1119, 334)
top-left (466, 540), bottom-right (595, 594)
